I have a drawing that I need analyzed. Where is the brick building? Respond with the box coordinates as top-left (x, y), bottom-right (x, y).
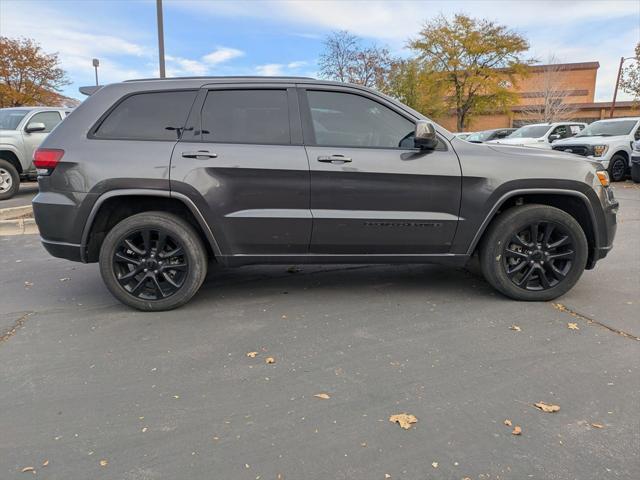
top-left (436, 61), bottom-right (639, 132)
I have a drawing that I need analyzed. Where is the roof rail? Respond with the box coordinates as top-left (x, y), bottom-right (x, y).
top-left (123, 75), bottom-right (314, 82)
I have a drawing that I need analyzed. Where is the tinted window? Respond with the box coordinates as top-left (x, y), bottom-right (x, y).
top-left (28, 111), bottom-right (62, 132)
top-left (507, 125), bottom-right (551, 139)
top-left (201, 90), bottom-right (290, 144)
top-left (307, 91), bottom-right (415, 148)
top-left (95, 90), bottom-right (197, 140)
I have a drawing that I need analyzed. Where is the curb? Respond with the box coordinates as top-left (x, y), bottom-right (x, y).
top-left (0, 205), bottom-right (33, 221)
top-left (0, 218), bottom-right (39, 236)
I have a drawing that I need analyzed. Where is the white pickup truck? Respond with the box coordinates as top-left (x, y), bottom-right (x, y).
top-left (0, 107), bottom-right (71, 200)
top-left (487, 122), bottom-right (586, 149)
top-left (552, 117), bottom-right (640, 182)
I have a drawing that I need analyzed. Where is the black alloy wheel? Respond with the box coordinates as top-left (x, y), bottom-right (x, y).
top-left (502, 221), bottom-right (575, 291)
top-left (113, 228), bottom-right (188, 300)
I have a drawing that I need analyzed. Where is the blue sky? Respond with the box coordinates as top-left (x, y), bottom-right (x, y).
top-left (1, 0), bottom-right (639, 101)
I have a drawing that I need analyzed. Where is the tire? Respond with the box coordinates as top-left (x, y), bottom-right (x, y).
top-left (479, 204), bottom-right (588, 301)
top-left (631, 162), bottom-right (640, 183)
top-left (99, 211), bottom-right (208, 311)
top-left (0, 159), bottom-right (20, 201)
top-left (608, 154), bottom-right (627, 182)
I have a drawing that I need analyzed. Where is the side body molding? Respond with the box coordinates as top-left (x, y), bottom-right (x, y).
top-left (465, 188), bottom-right (598, 255)
top-left (80, 189), bottom-right (222, 262)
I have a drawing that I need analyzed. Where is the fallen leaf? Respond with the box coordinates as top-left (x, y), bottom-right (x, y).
top-left (314, 393), bottom-right (330, 400)
top-left (42, 460), bottom-right (49, 467)
top-left (389, 413), bottom-right (418, 430)
top-left (99, 459), bottom-right (108, 467)
top-left (142, 427), bottom-right (148, 433)
top-left (431, 462), bottom-right (438, 468)
top-left (591, 423), bottom-right (604, 429)
top-left (503, 419), bottom-right (512, 427)
top-left (265, 357), bottom-right (275, 364)
top-left (24, 281), bottom-right (33, 288)
top-left (512, 425), bottom-right (522, 435)
top-left (21, 466), bottom-right (35, 473)
top-left (173, 395), bottom-right (180, 399)
top-left (59, 277), bottom-right (70, 282)
top-left (246, 351), bottom-right (258, 358)
top-left (385, 475), bottom-right (391, 479)
top-left (510, 325), bottom-right (522, 332)
top-left (567, 323), bottom-right (580, 330)
top-left (534, 401), bottom-right (560, 413)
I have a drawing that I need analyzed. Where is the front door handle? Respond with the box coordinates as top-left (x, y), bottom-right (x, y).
top-left (317, 155), bottom-right (352, 164)
top-left (182, 150), bottom-right (217, 159)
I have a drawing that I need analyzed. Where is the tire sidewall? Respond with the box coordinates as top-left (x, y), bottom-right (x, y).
top-left (0, 159), bottom-right (20, 200)
top-left (480, 205), bottom-right (588, 301)
top-left (608, 155), bottom-right (627, 182)
top-left (99, 212), bottom-right (207, 311)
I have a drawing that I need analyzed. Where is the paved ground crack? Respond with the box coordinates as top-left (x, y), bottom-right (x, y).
top-left (552, 303), bottom-right (639, 341)
top-left (0, 311), bottom-right (35, 343)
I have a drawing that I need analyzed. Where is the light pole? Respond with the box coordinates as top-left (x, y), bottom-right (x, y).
top-left (610, 56), bottom-right (635, 118)
top-left (156, 0), bottom-right (166, 78)
top-left (92, 58), bottom-right (100, 86)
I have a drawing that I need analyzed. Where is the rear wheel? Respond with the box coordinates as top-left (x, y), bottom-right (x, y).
top-left (0, 159), bottom-right (20, 200)
top-left (479, 204), bottom-right (588, 301)
top-left (608, 154), bottom-right (627, 182)
top-left (99, 212), bottom-right (208, 311)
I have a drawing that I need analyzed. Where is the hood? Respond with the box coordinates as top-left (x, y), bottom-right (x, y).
top-left (485, 143), bottom-right (601, 168)
top-left (554, 134), bottom-right (629, 146)
top-left (487, 137), bottom-right (545, 146)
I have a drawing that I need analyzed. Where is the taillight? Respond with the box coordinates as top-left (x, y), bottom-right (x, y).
top-left (33, 148), bottom-right (64, 174)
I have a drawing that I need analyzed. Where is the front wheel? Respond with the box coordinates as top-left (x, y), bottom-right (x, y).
top-left (608, 154), bottom-right (628, 182)
top-left (99, 212), bottom-right (208, 311)
top-left (0, 159), bottom-right (20, 200)
top-left (479, 204), bottom-right (588, 301)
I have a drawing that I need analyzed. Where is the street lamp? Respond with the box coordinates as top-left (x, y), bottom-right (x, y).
top-left (156, 0), bottom-right (166, 78)
top-left (92, 58), bottom-right (100, 86)
top-left (610, 56), bottom-right (635, 118)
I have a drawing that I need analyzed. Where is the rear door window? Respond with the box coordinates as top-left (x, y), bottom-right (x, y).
top-left (201, 89), bottom-right (290, 144)
top-left (94, 90), bottom-right (197, 140)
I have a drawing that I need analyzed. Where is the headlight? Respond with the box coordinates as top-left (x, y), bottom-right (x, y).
top-left (633, 141), bottom-right (640, 152)
top-left (593, 145), bottom-right (608, 157)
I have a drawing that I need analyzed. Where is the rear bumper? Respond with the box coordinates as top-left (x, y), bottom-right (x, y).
top-left (41, 238), bottom-right (83, 262)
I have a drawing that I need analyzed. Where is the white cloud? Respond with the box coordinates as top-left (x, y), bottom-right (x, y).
top-left (255, 63), bottom-right (285, 76)
top-left (165, 55), bottom-right (208, 76)
top-left (203, 47), bottom-right (244, 65)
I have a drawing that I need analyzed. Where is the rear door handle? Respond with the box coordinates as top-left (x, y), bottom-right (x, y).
top-left (317, 155), bottom-right (352, 164)
top-left (182, 150), bottom-right (217, 159)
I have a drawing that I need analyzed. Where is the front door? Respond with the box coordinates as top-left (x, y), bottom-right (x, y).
top-left (171, 86), bottom-right (311, 256)
top-left (22, 111), bottom-right (63, 171)
top-left (301, 88), bottom-right (462, 254)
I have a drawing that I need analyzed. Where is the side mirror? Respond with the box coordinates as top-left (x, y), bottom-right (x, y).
top-left (548, 133), bottom-right (561, 142)
top-left (414, 121), bottom-right (438, 150)
top-left (25, 122), bottom-right (46, 133)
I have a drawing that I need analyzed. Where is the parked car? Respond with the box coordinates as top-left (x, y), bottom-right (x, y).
top-left (0, 107), bottom-right (71, 200)
top-left (488, 122), bottom-right (586, 149)
top-left (32, 77), bottom-right (617, 310)
top-left (552, 117), bottom-right (640, 182)
top-left (631, 139), bottom-right (640, 183)
top-left (454, 132), bottom-right (474, 141)
top-left (466, 128), bottom-right (517, 143)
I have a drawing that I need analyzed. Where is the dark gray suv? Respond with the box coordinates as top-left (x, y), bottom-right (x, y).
top-left (32, 77), bottom-right (618, 310)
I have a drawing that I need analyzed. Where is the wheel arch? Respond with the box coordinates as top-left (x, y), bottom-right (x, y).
top-left (81, 189), bottom-right (222, 263)
top-left (468, 189), bottom-right (599, 268)
top-left (0, 150), bottom-right (23, 174)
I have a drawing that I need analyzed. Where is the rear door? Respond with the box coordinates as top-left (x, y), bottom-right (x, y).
top-left (171, 85), bottom-right (311, 256)
top-left (300, 87), bottom-right (462, 254)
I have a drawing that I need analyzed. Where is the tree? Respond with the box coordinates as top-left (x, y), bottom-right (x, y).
top-left (383, 59), bottom-right (447, 118)
top-left (318, 30), bottom-right (393, 89)
top-left (0, 36), bottom-right (70, 108)
top-left (520, 56), bottom-right (578, 123)
top-left (620, 42), bottom-right (640, 100)
top-left (409, 14), bottom-right (532, 131)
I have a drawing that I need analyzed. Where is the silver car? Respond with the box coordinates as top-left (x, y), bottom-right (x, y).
top-left (0, 107), bottom-right (71, 200)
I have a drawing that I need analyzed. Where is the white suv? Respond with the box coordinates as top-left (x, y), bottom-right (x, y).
top-left (487, 122), bottom-right (586, 149)
top-left (552, 117), bottom-right (640, 182)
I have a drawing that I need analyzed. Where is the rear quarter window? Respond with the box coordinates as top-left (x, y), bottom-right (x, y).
top-left (93, 90), bottom-right (197, 141)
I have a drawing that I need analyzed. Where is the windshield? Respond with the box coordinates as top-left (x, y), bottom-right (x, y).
top-left (576, 120), bottom-right (637, 137)
top-left (506, 125), bottom-right (550, 139)
top-left (0, 109), bottom-right (29, 130)
top-left (466, 131), bottom-right (493, 142)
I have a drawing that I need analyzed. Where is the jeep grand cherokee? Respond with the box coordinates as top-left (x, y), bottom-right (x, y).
top-left (32, 77), bottom-right (618, 311)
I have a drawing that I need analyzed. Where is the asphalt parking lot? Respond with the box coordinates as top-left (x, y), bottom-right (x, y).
top-left (1, 181), bottom-right (39, 209)
top-left (1, 183), bottom-right (638, 480)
